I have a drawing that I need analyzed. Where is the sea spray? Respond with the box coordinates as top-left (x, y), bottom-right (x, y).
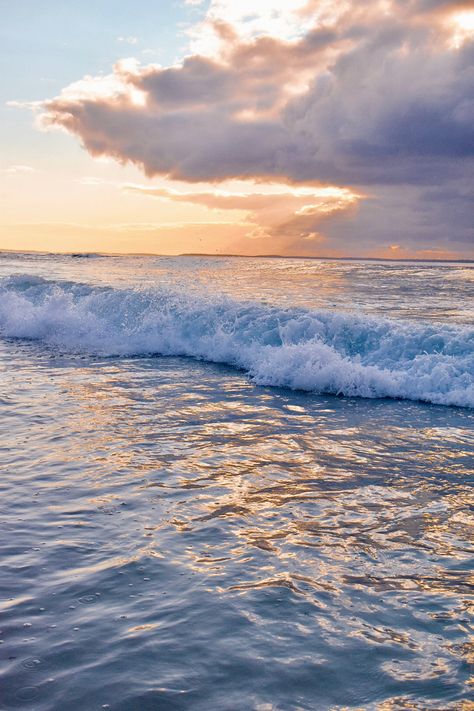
top-left (1, 274), bottom-right (473, 408)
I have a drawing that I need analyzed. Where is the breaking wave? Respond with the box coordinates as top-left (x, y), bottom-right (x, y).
top-left (1, 274), bottom-right (473, 407)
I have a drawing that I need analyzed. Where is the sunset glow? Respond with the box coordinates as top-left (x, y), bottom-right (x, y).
top-left (1, 5), bottom-right (473, 710)
top-left (449, 10), bottom-right (474, 47)
top-left (1, 0), bottom-right (473, 258)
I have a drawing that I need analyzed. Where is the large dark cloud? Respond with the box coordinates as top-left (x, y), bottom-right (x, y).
top-left (39, 0), bottom-right (474, 256)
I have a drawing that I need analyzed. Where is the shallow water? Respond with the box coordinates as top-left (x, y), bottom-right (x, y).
top-left (0, 254), bottom-right (473, 710)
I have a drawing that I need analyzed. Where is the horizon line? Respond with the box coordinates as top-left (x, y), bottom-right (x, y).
top-left (0, 248), bottom-right (473, 264)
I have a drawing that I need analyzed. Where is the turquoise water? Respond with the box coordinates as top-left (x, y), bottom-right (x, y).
top-left (0, 254), bottom-right (473, 709)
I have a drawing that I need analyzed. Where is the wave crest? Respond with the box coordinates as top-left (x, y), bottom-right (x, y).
top-left (1, 274), bottom-right (473, 407)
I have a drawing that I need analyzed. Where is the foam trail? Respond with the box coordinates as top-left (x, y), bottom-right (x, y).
top-left (1, 274), bottom-right (473, 407)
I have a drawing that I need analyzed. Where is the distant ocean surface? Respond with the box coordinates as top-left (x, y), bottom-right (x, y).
top-left (0, 253), bottom-right (473, 710)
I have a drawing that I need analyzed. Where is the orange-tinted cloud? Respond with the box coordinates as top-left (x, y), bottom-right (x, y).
top-left (125, 182), bottom-right (361, 242)
top-left (32, 0), bottom-right (474, 257)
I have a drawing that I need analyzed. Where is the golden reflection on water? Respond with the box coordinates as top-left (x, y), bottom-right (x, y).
top-left (60, 364), bottom-right (474, 585)
top-left (1, 257), bottom-right (474, 708)
top-left (19, 353), bottom-right (471, 708)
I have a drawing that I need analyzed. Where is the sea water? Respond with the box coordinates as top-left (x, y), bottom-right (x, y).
top-left (0, 253), bottom-right (472, 710)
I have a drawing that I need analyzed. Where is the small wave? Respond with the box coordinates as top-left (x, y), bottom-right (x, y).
top-left (0, 274), bottom-right (473, 407)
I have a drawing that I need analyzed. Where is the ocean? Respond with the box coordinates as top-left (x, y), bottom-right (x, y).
top-left (0, 252), bottom-right (473, 710)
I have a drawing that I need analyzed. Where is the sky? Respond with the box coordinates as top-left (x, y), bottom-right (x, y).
top-left (1, 0), bottom-right (473, 258)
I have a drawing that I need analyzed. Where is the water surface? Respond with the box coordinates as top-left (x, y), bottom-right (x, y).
top-left (0, 254), bottom-right (473, 710)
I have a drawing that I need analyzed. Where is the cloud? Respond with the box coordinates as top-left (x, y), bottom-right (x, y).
top-left (117, 36), bottom-right (138, 45)
top-left (2, 165), bottom-right (36, 174)
top-left (324, 180), bottom-right (474, 256)
top-left (125, 181), bottom-right (361, 246)
top-left (34, 0), bottom-right (474, 257)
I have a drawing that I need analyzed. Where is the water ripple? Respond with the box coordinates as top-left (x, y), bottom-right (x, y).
top-left (0, 285), bottom-right (472, 709)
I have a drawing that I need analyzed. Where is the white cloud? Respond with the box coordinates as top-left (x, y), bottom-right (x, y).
top-left (3, 165), bottom-right (36, 174)
top-left (117, 36), bottom-right (138, 45)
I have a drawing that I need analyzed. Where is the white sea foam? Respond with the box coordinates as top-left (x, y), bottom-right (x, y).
top-left (1, 274), bottom-right (473, 407)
